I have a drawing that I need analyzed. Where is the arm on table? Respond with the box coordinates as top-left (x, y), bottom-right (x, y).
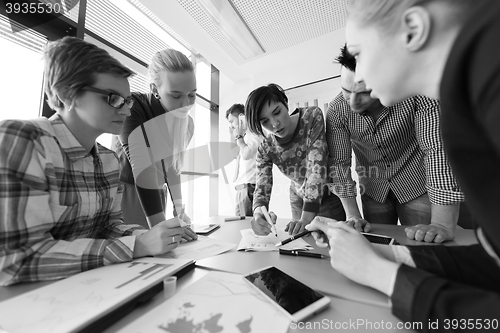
top-left (325, 98), bottom-right (369, 232)
top-left (286, 107), bottom-right (328, 235)
top-left (251, 142), bottom-right (275, 236)
top-left (306, 217), bottom-right (400, 296)
top-left (338, 197), bottom-right (372, 232)
top-left (404, 203), bottom-right (459, 243)
top-left (392, 264), bottom-right (500, 326)
top-left (413, 96), bottom-right (464, 242)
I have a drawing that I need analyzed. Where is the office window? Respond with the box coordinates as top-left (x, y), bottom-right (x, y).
top-left (182, 100), bottom-right (212, 221)
top-left (195, 56), bottom-right (211, 99)
top-left (0, 15), bottom-right (46, 121)
top-left (85, 0), bottom-right (191, 66)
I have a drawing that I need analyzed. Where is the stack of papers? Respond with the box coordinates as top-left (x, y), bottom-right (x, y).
top-left (238, 228), bottom-right (313, 251)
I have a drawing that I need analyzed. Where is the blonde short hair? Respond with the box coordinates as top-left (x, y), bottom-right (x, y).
top-left (148, 49), bottom-right (194, 87)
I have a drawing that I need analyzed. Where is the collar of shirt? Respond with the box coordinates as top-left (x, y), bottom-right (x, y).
top-left (49, 114), bottom-right (99, 161)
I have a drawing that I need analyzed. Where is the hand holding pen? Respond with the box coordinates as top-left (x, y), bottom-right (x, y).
top-left (251, 206), bottom-right (278, 236)
top-left (276, 229), bottom-right (312, 246)
top-left (177, 204), bottom-right (197, 242)
top-left (261, 206), bottom-right (278, 237)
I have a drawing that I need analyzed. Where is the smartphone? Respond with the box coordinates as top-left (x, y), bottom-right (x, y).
top-left (362, 232), bottom-right (399, 245)
top-left (190, 223), bottom-right (221, 235)
top-left (238, 113), bottom-right (247, 131)
top-left (243, 266), bottom-right (330, 322)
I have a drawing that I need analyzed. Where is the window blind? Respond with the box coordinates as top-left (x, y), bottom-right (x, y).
top-left (85, 0), bottom-right (188, 67)
top-left (0, 14), bottom-right (46, 54)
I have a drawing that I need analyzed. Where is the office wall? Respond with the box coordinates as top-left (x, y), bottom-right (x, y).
top-left (286, 77), bottom-right (341, 116)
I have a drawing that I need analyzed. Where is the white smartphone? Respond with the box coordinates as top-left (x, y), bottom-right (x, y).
top-left (238, 113), bottom-right (247, 130)
top-left (362, 232), bottom-right (399, 245)
top-left (243, 266), bottom-right (330, 322)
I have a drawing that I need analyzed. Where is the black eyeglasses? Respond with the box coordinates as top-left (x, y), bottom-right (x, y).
top-left (82, 86), bottom-right (134, 110)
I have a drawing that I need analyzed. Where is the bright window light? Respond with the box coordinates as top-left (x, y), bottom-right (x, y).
top-left (108, 0), bottom-right (191, 57)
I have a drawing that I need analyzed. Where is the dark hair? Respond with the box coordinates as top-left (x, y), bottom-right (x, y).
top-left (335, 44), bottom-right (356, 72)
top-left (245, 83), bottom-right (288, 137)
top-left (44, 36), bottom-right (134, 111)
top-left (225, 103), bottom-right (245, 119)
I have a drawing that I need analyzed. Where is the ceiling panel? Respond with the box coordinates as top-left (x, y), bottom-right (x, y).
top-left (177, 0), bottom-right (348, 64)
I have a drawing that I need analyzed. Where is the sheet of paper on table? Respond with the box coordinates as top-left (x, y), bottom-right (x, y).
top-left (238, 228), bottom-right (313, 251)
top-left (157, 236), bottom-right (236, 260)
top-left (116, 271), bottom-right (290, 333)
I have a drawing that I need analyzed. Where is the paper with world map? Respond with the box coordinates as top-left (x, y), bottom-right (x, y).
top-left (117, 271), bottom-right (289, 333)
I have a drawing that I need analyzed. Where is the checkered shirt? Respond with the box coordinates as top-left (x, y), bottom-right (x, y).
top-left (326, 93), bottom-right (464, 205)
top-left (0, 114), bottom-right (145, 286)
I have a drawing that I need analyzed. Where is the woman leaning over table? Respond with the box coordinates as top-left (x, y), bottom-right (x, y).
top-left (307, 0), bottom-right (500, 328)
top-left (114, 49), bottom-right (197, 242)
top-left (245, 83), bottom-right (345, 237)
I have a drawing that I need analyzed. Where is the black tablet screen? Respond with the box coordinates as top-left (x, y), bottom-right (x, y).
top-left (244, 267), bottom-right (324, 315)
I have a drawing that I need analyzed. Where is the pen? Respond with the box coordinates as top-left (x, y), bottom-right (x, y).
top-left (279, 249), bottom-right (326, 259)
top-left (178, 204), bottom-right (189, 227)
top-left (224, 216), bottom-right (246, 221)
top-left (260, 206), bottom-right (278, 237)
top-left (275, 229), bottom-right (312, 247)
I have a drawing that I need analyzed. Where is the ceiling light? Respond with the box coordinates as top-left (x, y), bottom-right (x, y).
top-left (195, 0), bottom-right (265, 60)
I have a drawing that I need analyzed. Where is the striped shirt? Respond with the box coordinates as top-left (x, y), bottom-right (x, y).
top-left (326, 93), bottom-right (463, 205)
top-left (0, 115), bottom-right (145, 286)
top-left (253, 107), bottom-right (328, 213)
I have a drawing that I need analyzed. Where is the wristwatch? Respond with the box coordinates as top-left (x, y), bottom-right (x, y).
top-left (235, 134), bottom-right (244, 140)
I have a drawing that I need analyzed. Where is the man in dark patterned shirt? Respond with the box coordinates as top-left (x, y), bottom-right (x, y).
top-left (326, 45), bottom-right (464, 243)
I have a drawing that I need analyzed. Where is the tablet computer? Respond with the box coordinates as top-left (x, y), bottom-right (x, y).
top-left (190, 223), bottom-right (221, 235)
top-left (362, 232), bottom-right (399, 245)
top-left (243, 266), bottom-right (330, 322)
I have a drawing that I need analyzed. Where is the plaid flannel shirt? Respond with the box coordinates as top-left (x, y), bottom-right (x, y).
top-left (0, 115), bottom-right (146, 286)
top-left (326, 93), bottom-right (464, 205)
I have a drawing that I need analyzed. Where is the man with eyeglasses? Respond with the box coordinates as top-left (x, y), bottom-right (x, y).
top-left (82, 86), bottom-right (135, 110)
top-left (0, 37), bottom-right (186, 286)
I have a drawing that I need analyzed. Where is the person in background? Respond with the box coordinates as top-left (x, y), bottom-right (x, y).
top-left (113, 49), bottom-right (197, 242)
top-left (307, 0), bottom-right (500, 327)
top-left (245, 83), bottom-right (345, 236)
top-left (0, 37), bottom-right (185, 286)
top-left (326, 44), bottom-right (465, 243)
top-left (226, 103), bottom-right (262, 216)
